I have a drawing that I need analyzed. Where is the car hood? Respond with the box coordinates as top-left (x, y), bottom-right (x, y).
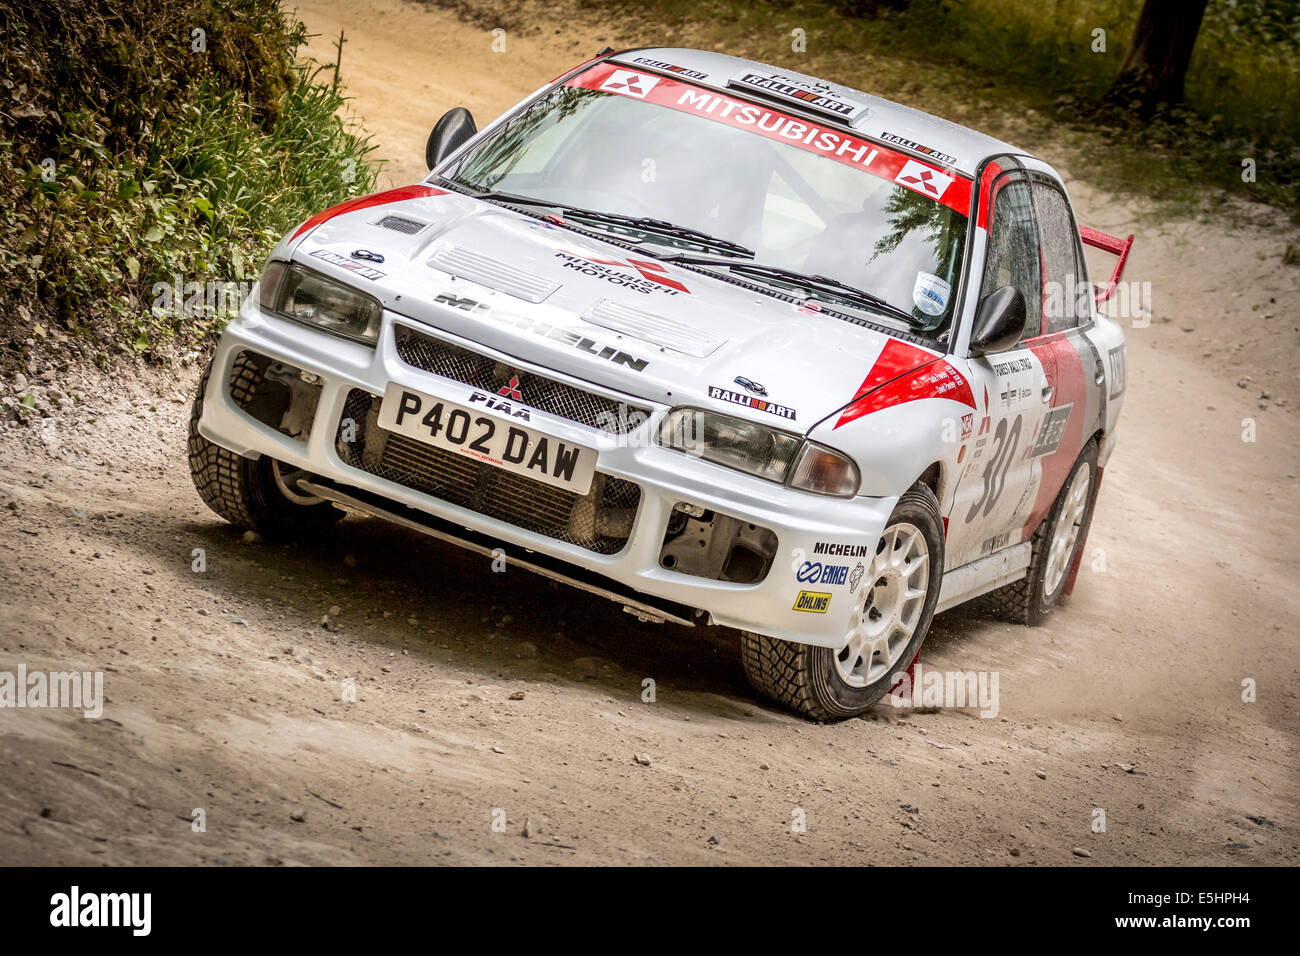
top-left (288, 187), bottom-right (943, 432)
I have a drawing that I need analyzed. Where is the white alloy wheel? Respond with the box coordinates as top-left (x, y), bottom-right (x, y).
top-left (1042, 462), bottom-right (1091, 598)
top-left (835, 522), bottom-right (929, 688)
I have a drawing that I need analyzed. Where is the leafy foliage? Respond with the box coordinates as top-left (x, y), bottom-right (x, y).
top-left (0, 0), bottom-right (380, 360)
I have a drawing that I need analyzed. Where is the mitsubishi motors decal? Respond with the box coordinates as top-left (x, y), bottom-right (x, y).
top-left (568, 63), bottom-right (973, 216)
top-left (554, 250), bottom-right (690, 294)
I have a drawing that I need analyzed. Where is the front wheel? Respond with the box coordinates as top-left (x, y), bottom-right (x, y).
top-left (740, 483), bottom-right (945, 722)
top-left (187, 355), bottom-right (343, 537)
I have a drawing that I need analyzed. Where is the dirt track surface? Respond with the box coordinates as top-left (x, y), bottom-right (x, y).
top-left (1, 0), bottom-right (1298, 865)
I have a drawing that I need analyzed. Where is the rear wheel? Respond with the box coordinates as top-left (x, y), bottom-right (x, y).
top-left (983, 439), bottom-right (1098, 625)
top-left (187, 354), bottom-right (343, 537)
top-left (740, 483), bottom-right (945, 722)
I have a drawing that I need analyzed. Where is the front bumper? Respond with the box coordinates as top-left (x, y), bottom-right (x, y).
top-left (197, 295), bottom-right (898, 647)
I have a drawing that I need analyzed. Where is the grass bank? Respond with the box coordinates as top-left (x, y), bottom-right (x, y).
top-left (0, 0), bottom-right (381, 369)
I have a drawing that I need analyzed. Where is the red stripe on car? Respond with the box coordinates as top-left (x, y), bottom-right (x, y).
top-left (975, 160), bottom-right (1004, 231)
top-left (1020, 335), bottom-right (1087, 540)
top-left (290, 184), bottom-right (447, 241)
top-left (568, 64), bottom-right (973, 216)
top-left (834, 340), bottom-right (975, 428)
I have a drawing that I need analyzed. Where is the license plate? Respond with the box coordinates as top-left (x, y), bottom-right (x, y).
top-left (377, 384), bottom-right (597, 495)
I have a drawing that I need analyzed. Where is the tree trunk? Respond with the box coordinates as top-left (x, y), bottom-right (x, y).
top-left (1107, 0), bottom-right (1209, 116)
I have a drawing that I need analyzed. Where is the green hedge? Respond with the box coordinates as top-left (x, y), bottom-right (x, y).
top-left (0, 0), bottom-right (380, 359)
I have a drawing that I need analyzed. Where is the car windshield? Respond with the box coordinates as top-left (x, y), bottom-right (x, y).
top-left (450, 64), bottom-right (971, 338)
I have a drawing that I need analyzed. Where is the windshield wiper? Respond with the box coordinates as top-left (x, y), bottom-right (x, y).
top-left (657, 254), bottom-right (920, 327)
top-left (437, 178), bottom-right (754, 259)
top-left (561, 210), bottom-right (755, 259)
top-left (439, 177), bottom-right (915, 323)
top-left (439, 179), bottom-right (572, 212)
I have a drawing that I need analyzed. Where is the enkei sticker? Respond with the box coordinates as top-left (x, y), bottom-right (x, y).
top-left (796, 561), bottom-right (849, 586)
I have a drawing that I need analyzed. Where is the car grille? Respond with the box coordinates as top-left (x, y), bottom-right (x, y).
top-left (335, 389), bottom-right (640, 555)
top-left (393, 324), bottom-right (651, 436)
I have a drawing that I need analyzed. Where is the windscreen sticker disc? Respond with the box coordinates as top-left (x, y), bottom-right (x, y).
top-left (913, 272), bottom-right (951, 316)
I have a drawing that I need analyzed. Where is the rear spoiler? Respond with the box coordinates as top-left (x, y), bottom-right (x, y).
top-left (1079, 226), bottom-right (1134, 305)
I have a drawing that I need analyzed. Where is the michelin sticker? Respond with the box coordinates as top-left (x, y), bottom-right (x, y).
top-left (913, 273), bottom-right (950, 316)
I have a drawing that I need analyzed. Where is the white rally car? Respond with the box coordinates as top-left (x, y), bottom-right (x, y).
top-left (189, 48), bottom-right (1131, 721)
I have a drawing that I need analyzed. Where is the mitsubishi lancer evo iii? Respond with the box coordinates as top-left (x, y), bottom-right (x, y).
top-left (188, 48), bottom-right (1131, 721)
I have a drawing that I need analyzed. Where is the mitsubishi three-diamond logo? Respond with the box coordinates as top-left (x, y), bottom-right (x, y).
top-left (894, 159), bottom-right (954, 199)
top-left (498, 375), bottom-right (523, 401)
top-left (599, 70), bottom-right (660, 99)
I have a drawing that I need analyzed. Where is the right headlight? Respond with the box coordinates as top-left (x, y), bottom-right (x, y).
top-left (787, 442), bottom-right (860, 497)
top-left (657, 408), bottom-right (859, 497)
top-left (258, 260), bottom-right (383, 345)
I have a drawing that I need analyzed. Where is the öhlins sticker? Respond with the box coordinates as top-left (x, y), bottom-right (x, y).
top-left (792, 590), bottom-right (832, 614)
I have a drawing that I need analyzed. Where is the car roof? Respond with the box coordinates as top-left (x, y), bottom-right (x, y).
top-left (609, 47), bottom-right (1026, 177)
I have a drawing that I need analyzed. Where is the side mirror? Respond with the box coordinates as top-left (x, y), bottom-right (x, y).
top-left (969, 285), bottom-right (1027, 356)
top-left (425, 108), bottom-right (478, 170)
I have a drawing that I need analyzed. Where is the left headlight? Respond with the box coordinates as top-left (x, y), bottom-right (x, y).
top-left (657, 407), bottom-right (859, 497)
top-left (259, 260), bottom-right (383, 345)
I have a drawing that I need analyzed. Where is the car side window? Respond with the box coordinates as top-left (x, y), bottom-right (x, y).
top-left (979, 178), bottom-right (1042, 345)
top-left (1031, 182), bottom-right (1087, 334)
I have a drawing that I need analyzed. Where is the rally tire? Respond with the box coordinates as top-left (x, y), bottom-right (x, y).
top-left (187, 355), bottom-right (343, 536)
top-left (739, 483), bottom-right (945, 722)
top-left (983, 439), bottom-right (1099, 626)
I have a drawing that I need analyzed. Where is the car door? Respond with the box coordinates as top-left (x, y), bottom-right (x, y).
top-left (946, 168), bottom-right (1051, 569)
top-left (1012, 175), bottom-right (1102, 546)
